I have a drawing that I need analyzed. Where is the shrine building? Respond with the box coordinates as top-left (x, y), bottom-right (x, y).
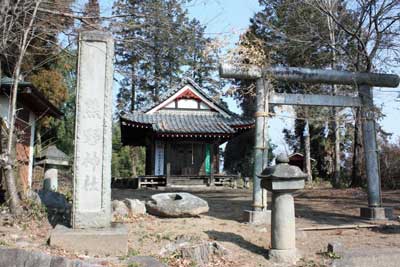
top-left (119, 78), bottom-right (254, 187)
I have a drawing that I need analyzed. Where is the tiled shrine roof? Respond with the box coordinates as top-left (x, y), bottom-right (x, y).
top-left (121, 111), bottom-right (254, 136)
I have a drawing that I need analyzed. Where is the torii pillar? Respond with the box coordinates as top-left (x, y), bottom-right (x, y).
top-left (247, 78), bottom-right (272, 224)
top-left (220, 63), bottom-right (399, 221)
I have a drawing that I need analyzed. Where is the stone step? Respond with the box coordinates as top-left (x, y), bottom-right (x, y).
top-left (0, 247), bottom-right (102, 267)
top-left (332, 248), bottom-right (400, 267)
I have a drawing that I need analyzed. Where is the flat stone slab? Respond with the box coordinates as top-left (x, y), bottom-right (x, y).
top-left (0, 247), bottom-right (102, 267)
top-left (146, 192), bottom-right (209, 218)
top-left (49, 224), bottom-right (128, 256)
top-left (332, 247), bottom-right (400, 267)
top-left (243, 210), bottom-right (271, 225)
top-left (268, 248), bottom-right (298, 265)
top-left (126, 256), bottom-right (167, 267)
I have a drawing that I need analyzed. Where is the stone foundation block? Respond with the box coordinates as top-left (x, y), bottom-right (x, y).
top-left (0, 247), bottom-right (103, 267)
top-left (360, 207), bottom-right (393, 220)
top-left (243, 210), bottom-right (271, 225)
top-left (268, 248), bottom-right (298, 264)
top-left (49, 224), bottom-right (128, 256)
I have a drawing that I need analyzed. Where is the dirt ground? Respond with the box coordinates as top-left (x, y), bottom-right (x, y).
top-left (1, 185), bottom-right (400, 266)
top-left (111, 185), bottom-right (400, 266)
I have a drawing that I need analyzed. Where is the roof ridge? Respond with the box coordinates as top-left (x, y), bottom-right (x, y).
top-left (181, 77), bottom-right (233, 115)
top-left (143, 77), bottom-right (233, 115)
top-left (124, 110), bottom-right (226, 117)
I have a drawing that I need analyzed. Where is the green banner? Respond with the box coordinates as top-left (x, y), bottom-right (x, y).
top-left (205, 144), bottom-right (211, 175)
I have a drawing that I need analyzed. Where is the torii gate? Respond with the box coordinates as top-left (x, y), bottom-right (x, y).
top-left (220, 63), bottom-right (400, 222)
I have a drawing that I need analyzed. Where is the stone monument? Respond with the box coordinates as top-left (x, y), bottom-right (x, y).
top-left (72, 30), bottom-right (113, 229)
top-left (50, 31), bottom-right (128, 256)
top-left (259, 154), bottom-right (307, 264)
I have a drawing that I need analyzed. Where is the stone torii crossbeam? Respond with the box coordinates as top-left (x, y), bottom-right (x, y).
top-left (220, 63), bottom-right (400, 221)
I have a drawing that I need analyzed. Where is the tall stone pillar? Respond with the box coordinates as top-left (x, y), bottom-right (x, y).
top-left (359, 85), bottom-right (392, 220)
top-left (50, 31), bottom-right (127, 256)
top-left (243, 78), bottom-right (272, 224)
top-left (72, 31), bottom-right (114, 229)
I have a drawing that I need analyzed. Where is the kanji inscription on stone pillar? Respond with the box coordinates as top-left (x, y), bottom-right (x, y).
top-left (73, 31), bottom-right (114, 229)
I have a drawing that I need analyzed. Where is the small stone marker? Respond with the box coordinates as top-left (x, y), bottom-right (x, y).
top-left (43, 168), bottom-right (58, 191)
top-left (50, 30), bottom-right (128, 256)
top-left (259, 153), bottom-right (307, 264)
top-left (36, 145), bottom-right (70, 192)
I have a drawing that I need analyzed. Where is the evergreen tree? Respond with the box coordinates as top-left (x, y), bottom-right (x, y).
top-left (83, 0), bottom-right (101, 29)
top-left (223, 30), bottom-right (272, 176)
top-left (110, 0), bottom-right (225, 178)
top-left (111, 0), bottom-right (222, 112)
top-left (226, 0), bottom-right (359, 184)
top-left (0, 0), bottom-right (75, 155)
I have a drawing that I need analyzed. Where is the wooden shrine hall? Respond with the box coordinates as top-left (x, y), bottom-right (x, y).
top-left (120, 78), bottom-right (254, 187)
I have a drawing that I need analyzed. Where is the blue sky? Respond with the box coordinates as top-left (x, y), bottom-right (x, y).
top-left (96, 0), bottom-right (400, 145)
top-left (185, 1), bottom-right (296, 153)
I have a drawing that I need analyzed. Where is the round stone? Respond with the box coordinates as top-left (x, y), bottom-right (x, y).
top-left (146, 192), bottom-right (209, 218)
top-left (276, 153), bottom-right (290, 164)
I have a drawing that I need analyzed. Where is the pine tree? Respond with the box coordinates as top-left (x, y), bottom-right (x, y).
top-left (226, 0), bottom-right (360, 184)
top-left (83, 0), bottom-right (101, 29)
top-left (111, 0), bottom-right (222, 112)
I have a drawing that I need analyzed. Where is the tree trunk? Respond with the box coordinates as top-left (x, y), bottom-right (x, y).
top-left (3, 62), bottom-right (23, 215)
top-left (1, 126), bottom-right (21, 215)
top-left (131, 68), bottom-right (135, 111)
top-left (1, 0), bottom-right (42, 215)
top-left (130, 147), bottom-right (137, 177)
top-left (303, 109), bottom-right (312, 182)
top-left (326, 0), bottom-right (341, 187)
top-left (332, 106), bottom-right (341, 187)
top-left (4, 133), bottom-right (21, 215)
top-left (351, 108), bottom-right (364, 187)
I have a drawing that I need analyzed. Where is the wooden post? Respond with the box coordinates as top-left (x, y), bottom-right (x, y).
top-left (359, 85), bottom-right (381, 207)
top-left (166, 143), bottom-right (171, 186)
top-left (166, 162), bottom-right (171, 187)
top-left (253, 78), bottom-right (270, 211)
top-left (151, 141), bottom-right (155, 175)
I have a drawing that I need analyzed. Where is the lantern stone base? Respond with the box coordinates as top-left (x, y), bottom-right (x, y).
top-left (243, 210), bottom-right (271, 225)
top-left (360, 207), bottom-right (393, 220)
top-left (50, 223), bottom-right (128, 256)
top-left (268, 248), bottom-right (298, 264)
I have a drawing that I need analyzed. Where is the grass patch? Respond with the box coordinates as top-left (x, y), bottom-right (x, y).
top-left (119, 248), bottom-right (141, 260)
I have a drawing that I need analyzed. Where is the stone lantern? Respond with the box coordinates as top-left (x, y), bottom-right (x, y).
top-left (259, 154), bottom-right (307, 264)
top-left (35, 145), bottom-right (69, 191)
